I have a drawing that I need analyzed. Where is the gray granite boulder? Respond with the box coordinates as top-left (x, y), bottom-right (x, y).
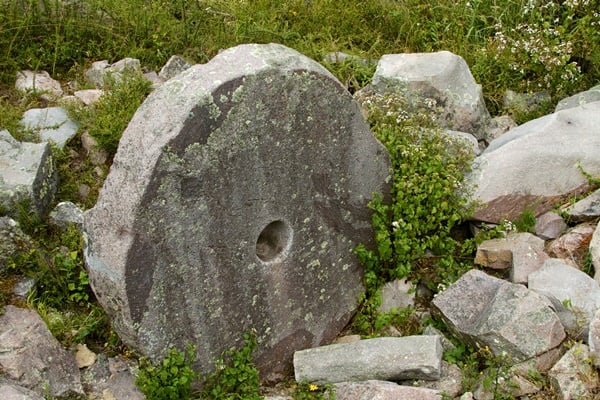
top-left (293, 336), bottom-right (443, 384)
top-left (432, 269), bottom-right (565, 362)
top-left (19, 107), bottom-right (78, 149)
top-left (334, 380), bottom-right (442, 400)
top-left (158, 55), bottom-right (192, 81)
top-left (0, 306), bottom-right (83, 398)
top-left (0, 378), bottom-right (44, 400)
top-left (49, 201), bottom-right (84, 230)
top-left (565, 188), bottom-right (600, 223)
top-left (0, 216), bottom-right (32, 272)
top-left (85, 58), bottom-right (142, 88)
top-left (84, 43), bottom-right (390, 381)
top-left (589, 308), bottom-right (600, 368)
top-left (548, 343), bottom-right (599, 399)
top-left (15, 70), bottom-right (63, 101)
top-left (369, 50), bottom-right (490, 138)
top-left (555, 85), bottom-right (600, 111)
top-left (377, 278), bottom-right (415, 313)
top-left (467, 101), bottom-right (600, 223)
top-left (474, 232), bottom-right (548, 284)
top-left (0, 130), bottom-right (56, 217)
top-left (534, 211), bottom-right (567, 240)
top-left (529, 258), bottom-right (600, 333)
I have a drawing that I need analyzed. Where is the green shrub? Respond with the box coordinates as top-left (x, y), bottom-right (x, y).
top-left (356, 93), bottom-right (476, 293)
top-left (513, 209), bottom-right (536, 233)
top-left (200, 333), bottom-right (262, 400)
top-left (136, 345), bottom-right (200, 400)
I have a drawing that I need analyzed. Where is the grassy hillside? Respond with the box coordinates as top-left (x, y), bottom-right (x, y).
top-left (1, 0), bottom-right (599, 113)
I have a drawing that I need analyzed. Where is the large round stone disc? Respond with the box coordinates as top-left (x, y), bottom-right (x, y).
top-left (84, 43), bottom-right (390, 380)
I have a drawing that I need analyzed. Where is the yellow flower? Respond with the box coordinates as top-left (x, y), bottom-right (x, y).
top-left (309, 384), bottom-right (319, 391)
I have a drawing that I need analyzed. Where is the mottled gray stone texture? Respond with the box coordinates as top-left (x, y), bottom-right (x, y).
top-left (84, 43), bottom-right (390, 381)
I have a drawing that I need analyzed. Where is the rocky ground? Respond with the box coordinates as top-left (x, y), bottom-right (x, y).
top-left (1, 49), bottom-right (600, 399)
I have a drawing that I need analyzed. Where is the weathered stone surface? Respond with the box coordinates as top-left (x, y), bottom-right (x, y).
top-left (159, 55), bottom-right (192, 81)
top-left (13, 276), bottom-right (35, 299)
top-left (444, 130), bottom-right (481, 155)
top-left (548, 343), bottom-right (599, 400)
top-left (589, 309), bottom-right (600, 368)
top-left (566, 188), bottom-right (600, 223)
top-left (432, 269), bottom-right (565, 362)
top-left (482, 115), bottom-right (516, 146)
top-left (405, 361), bottom-right (463, 398)
top-left (534, 211), bottom-right (567, 240)
top-left (293, 336), bottom-right (442, 384)
top-left (529, 258), bottom-right (600, 329)
top-left (0, 306), bottom-right (83, 398)
top-left (334, 381), bottom-right (442, 400)
top-left (467, 101), bottom-right (600, 223)
top-left (0, 217), bottom-right (32, 272)
top-left (0, 130), bottom-right (56, 217)
top-left (15, 70), bottom-right (63, 100)
top-left (19, 107), bottom-right (79, 149)
top-left (592, 223), bottom-right (600, 286)
top-left (49, 201), bottom-right (84, 230)
top-left (80, 131), bottom-right (108, 166)
top-left (0, 378), bottom-right (44, 400)
top-left (369, 51), bottom-right (490, 138)
top-left (548, 222), bottom-right (596, 267)
top-left (81, 355), bottom-right (144, 400)
top-left (73, 89), bottom-right (104, 105)
top-left (502, 90), bottom-right (551, 115)
top-left (85, 58), bottom-right (142, 87)
top-left (555, 85), bottom-right (600, 111)
top-left (474, 232), bottom-right (548, 284)
top-left (84, 43), bottom-right (390, 381)
top-left (377, 278), bottom-right (415, 313)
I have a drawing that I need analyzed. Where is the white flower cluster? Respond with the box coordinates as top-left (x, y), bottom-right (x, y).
top-left (489, 0), bottom-right (599, 92)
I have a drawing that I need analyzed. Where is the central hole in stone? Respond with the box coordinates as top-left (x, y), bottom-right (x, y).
top-left (256, 220), bottom-right (291, 263)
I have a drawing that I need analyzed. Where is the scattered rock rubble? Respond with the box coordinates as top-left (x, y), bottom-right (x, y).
top-left (1, 48), bottom-right (600, 399)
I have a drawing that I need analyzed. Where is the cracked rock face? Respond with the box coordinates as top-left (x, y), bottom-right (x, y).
top-left (83, 43), bottom-right (390, 381)
top-left (432, 269), bottom-right (565, 362)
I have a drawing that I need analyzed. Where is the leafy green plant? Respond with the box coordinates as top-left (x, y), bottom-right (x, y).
top-left (200, 332), bottom-right (262, 400)
top-left (513, 209), bottom-right (536, 233)
top-left (355, 93), bottom-right (476, 295)
top-left (352, 291), bottom-right (421, 337)
top-left (136, 344), bottom-right (200, 400)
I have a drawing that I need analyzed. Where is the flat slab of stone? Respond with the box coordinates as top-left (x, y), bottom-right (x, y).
top-left (528, 258), bottom-right (600, 324)
top-left (468, 102), bottom-right (600, 223)
top-left (293, 336), bottom-right (442, 384)
top-left (475, 232), bottom-right (548, 284)
top-left (566, 188), bottom-right (600, 222)
top-left (84, 43), bottom-right (390, 381)
top-left (0, 130), bottom-right (56, 217)
top-left (0, 306), bottom-right (83, 398)
top-left (334, 381), bottom-right (441, 400)
top-left (19, 107), bottom-right (78, 149)
top-left (432, 269), bottom-right (565, 362)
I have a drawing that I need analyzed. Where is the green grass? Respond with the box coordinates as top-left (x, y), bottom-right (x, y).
top-left (0, 0), bottom-right (598, 110)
